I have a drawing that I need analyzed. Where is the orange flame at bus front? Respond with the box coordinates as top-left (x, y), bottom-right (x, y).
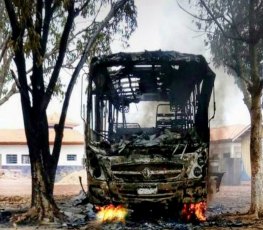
top-left (182, 202), bottom-right (206, 221)
top-left (96, 204), bottom-right (128, 223)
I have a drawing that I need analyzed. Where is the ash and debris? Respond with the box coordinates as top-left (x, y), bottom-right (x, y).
top-left (0, 185), bottom-right (252, 229)
top-left (127, 129), bottom-right (182, 147)
top-left (96, 128), bottom-right (194, 155)
top-left (61, 187), bottom-right (251, 229)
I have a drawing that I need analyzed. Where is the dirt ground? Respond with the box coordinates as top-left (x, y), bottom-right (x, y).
top-left (0, 169), bottom-right (87, 196)
top-left (1, 171), bottom-right (262, 229)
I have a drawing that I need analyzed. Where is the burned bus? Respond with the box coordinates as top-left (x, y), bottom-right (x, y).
top-left (85, 50), bottom-right (215, 207)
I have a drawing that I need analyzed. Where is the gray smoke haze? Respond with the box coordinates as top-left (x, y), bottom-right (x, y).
top-left (113, 0), bottom-right (250, 128)
top-left (209, 66), bottom-right (249, 127)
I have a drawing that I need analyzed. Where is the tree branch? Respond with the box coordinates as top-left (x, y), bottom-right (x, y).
top-left (41, 0), bottom-right (77, 112)
top-left (3, 0), bottom-right (20, 37)
top-left (51, 0), bottom-right (129, 167)
top-left (0, 35), bottom-right (11, 62)
top-left (10, 69), bottom-right (21, 90)
top-left (76, 0), bottom-right (92, 14)
top-left (5, 2), bottom-right (31, 112)
top-left (0, 51), bottom-right (13, 96)
top-left (41, 0), bottom-right (54, 54)
top-left (0, 82), bottom-right (18, 105)
top-left (226, 0), bottom-right (249, 41)
top-left (177, 1), bottom-right (215, 22)
top-left (199, 0), bottom-right (249, 42)
top-left (11, 69), bottom-right (32, 94)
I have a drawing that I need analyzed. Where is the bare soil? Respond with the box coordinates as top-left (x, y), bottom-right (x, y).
top-left (1, 172), bottom-right (262, 229)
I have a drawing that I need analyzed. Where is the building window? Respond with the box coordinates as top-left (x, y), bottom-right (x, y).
top-left (6, 154), bottom-right (17, 164)
top-left (22, 155), bottom-right (30, 164)
top-left (67, 154), bottom-right (77, 161)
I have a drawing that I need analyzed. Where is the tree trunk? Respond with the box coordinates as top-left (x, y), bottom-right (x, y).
top-left (248, 5), bottom-right (263, 214)
top-left (27, 112), bottom-right (65, 222)
top-left (12, 113), bottom-right (64, 223)
top-left (12, 146), bottom-right (64, 223)
top-left (249, 92), bottom-right (263, 217)
top-left (30, 159), bottom-right (60, 221)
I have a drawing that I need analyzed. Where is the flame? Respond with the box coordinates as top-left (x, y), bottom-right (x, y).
top-left (96, 204), bottom-right (128, 223)
top-left (182, 202), bottom-right (206, 222)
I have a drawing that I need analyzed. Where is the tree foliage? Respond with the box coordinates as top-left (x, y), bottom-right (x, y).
top-left (180, 0), bottom-right (263, 108)
top-left (0, 1), bottom-right (18, 105)
top-left (3, 0), bottom-right (137, 223)
top-left (179, 0), bottom-right (263, 217)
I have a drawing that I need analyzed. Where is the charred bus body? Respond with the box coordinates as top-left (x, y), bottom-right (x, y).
top-left (85, 51), bottom-right (215, 207)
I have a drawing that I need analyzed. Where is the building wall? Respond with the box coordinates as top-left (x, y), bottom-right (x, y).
top-left (210, 141), bottom-right (242, 185)
top-left (0, 145), bottom-right (29, 165)
top-left (52, 145), bottom-right (85, 166)
top-left (0, 144), bottom-right (84, 166)
top-left (0, 144), bottom-right (85, 178)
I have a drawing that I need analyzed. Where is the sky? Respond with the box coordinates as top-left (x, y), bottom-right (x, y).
top-left (0, 0), bottom-right (250, 130)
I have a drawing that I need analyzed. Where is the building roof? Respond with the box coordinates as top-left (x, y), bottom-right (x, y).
top-left (0, 129), bottom-right (84, 145)
top-left (210, 124), bottom-right (247, 142)
top-left (48, 112), bottom-right (79, 128)
top-left (232, 123), bottom-right (263, 141)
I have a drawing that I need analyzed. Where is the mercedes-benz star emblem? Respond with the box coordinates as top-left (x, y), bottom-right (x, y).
top-left (141, 167), bottom-right (151, 179)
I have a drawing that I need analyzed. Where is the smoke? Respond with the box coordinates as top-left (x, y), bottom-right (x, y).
top-left (125, 101), bottom-right (160, 127)
top-left (209, 66), bottom-right (249, 127)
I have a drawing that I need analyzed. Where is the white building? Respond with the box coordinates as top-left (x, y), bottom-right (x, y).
top-left (0, 113), bottom-right (85, 177)
top-left (209, 124), bottom-right (247, 185)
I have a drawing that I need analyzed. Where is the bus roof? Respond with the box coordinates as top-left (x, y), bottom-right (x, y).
top-left (89, 50), bottom-right (215, 107)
